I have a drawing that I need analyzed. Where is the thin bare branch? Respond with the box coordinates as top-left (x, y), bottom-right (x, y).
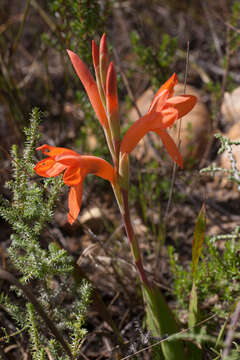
top-left (202, 2), bottom-right (223, 60)
top-left (164, 41), bottom-right (190, 222)
top-left (222, 300), bottom-right (240, 358)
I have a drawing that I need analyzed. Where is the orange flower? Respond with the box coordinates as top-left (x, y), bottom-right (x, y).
top-left (34, 145), bottom-right (114, 224)
top-left (120, 74), bottom-right (197, 167)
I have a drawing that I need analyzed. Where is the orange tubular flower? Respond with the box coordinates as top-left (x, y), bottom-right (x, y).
top-left (120, 74), bottom-right (197, 168)
top-left (34, 145), bottom-right (114, 224)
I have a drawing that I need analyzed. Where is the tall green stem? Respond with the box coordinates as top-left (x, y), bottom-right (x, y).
top-left (121, 189), bottom-right (151, 288)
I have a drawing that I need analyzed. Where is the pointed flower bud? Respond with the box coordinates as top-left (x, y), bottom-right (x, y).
top-left (92, 39), bottom-right (106, 108)
top-left (99, 33), bottom-right (109, 92)
top-left (92, 40), bottom-right (99, 69)
top-left (106, 62), bottom-right (120, 157)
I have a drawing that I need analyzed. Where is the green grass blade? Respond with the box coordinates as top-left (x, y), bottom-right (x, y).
top-left (192, 204), bottom-right (206, 282)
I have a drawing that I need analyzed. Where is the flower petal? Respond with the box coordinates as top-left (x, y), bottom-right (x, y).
top-left (55, 153), bottom-right (82, 167)
top-left (34, 158), bottom-right (66, 177)
top-left (153, 129), bottom-right (183, 168)
top-left (63, 166), bottom-right (83, 186)
top-left (148, 89), bottom-right (169, 113)
top-left (120, 112), bottom-right (155, 154)
top-left (68, 184), bottom-right (83, 224)
top-left (67, 50), bottom-right (108, 128)
top-left (36, 144), bottom-right (76, 157)
top-left (81, 156), bottom-right (115, 182)
top-left (57, 153), bottom-right (114, 183)
top-left (152, 107), bottom-right (178, 129)
top-left (149, 73), bottom-right (178, 112)
top-left (165, 95), bottom-right (197, 119)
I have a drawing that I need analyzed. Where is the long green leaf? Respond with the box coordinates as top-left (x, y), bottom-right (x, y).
top-left (189, 204), bottom-right (206, 329)
top-left (187, 204), bottom-right (206, 359)
top-left (192, 204), bottom-right (206, 282)
top-left (142, 284), bottom-right (185, 360)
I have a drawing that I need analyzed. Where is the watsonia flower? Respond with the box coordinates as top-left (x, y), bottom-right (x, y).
top-left (34, 145), bottom-right (114, 224)
top-left (120, 74), bottom-right (197, 168)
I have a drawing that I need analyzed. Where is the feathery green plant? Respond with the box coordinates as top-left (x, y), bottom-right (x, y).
top-left (201, 134), bottom-right (240, 189)
top-left (0, 108), bottom-right (92, 359)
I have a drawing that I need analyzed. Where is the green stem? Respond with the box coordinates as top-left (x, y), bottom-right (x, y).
top-left (121, 189), bottom-right (151, 288)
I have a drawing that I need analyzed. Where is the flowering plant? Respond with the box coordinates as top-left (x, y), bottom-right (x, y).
top-left (35, 34), bottom-right (197, 360)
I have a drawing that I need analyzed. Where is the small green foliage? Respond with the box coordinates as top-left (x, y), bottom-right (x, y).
top-left (0, 109), bottom-right (72, 282)
top-left (168, 246), bottom-right (192, 309)
top-left (169, 218), bottom-right (240, 357)
top-left (131, 31), bottom-right (177, 89)
top-left (27, 303), bottom-right (46, 360)
top-left (0, 293), bottom-right (26, 328)
top-left (70, 280), bottom-right (92, 357)
top-left (170, 227), bottom-right (240, 316)
top-left (201, 133), bottom-right (240, 189)
top-left (43, 0), bottom-right (108, 62)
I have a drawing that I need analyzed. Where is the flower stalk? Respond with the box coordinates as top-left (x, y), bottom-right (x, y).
top-left (121, 188), bottom-right (150, 286)
top-left (35, 33), bottom-right (198, 360)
